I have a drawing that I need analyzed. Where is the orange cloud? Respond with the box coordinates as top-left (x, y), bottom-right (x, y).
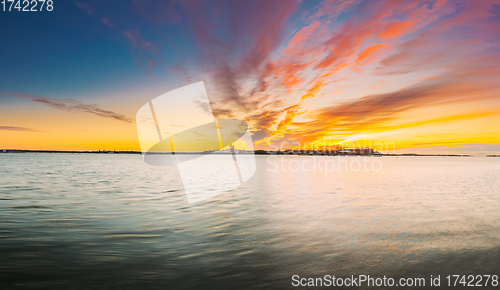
top-left (355, 44), bottom-right (387, 65)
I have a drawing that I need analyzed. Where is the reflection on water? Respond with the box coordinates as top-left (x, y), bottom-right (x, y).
top-left (0, 154), bottom-right (499, 289)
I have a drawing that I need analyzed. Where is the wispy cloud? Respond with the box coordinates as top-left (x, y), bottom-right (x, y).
top-left (1, 91), bottom-right (134, 123)
top-left (0, 126), bottom-right (41, 132)
top-left (123, 29), bottom-right (160, 53)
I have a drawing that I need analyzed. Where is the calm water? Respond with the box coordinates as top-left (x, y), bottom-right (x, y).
top-left (0, 154), bottom-right (499, 289)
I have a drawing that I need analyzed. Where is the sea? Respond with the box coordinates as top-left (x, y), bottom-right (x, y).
top-left (0, 154), bottom-right (499, 289)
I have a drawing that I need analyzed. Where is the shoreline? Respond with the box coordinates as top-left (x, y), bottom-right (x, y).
top-left (0, 149), bottom-right (476, 157)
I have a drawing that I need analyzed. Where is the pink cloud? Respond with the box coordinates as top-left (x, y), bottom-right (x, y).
top-left (123, 30), bottom-right (160, 53)
top-left (101, 18), bottom-right (114, 28)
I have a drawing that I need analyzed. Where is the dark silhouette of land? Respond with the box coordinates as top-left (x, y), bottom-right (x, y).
top-left (0, 149), bottom-right (472, 157)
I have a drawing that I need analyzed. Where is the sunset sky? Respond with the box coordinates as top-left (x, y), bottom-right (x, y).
top-left (1, 0), bottom-right (499, 154)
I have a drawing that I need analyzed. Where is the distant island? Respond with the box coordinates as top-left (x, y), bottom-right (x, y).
top-left (1, 149), bottom-right (142, 155)
top-left (0, 149), bottom-right (472, 157)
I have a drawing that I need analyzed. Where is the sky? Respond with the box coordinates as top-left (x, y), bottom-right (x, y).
top-left (1, 0), bottom-right (499, 155)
